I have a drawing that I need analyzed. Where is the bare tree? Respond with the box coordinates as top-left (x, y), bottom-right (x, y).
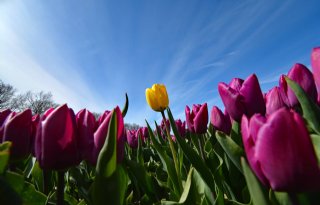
top-left (10, 91), bottom-right (58, 114)
top-left (125, 123), bottom-right (140, 130)
top-left (0, 80), bottom-right (16, 109)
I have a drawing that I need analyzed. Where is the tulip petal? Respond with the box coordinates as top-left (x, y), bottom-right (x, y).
top-left (256, 108), bottom-right (320, 192)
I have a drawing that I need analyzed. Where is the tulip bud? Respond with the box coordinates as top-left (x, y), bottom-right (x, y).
top-left (35, 104), bottom-right (80, 170)
top-left (241, 108), bottom-right (320, 192)
top-left (93, 107), bottom-right (124, 164)
top-left (185, 103), bottom-right (208, 134)
top-left (175, 119), bottom-right (186, 138)
top-left (146, 84), bottom-right (169, 112)
top-left (218, 74), bottom-right (265, 121)
top-left (0, 109), bottom-right (12, 141)
top-left (76, 109), bottom-right (96, 164)
top-left (311, 47), bottom-right (320, 103)
top-left (210, 106), bottom-right (231, 135)
top-left (280, 63), bottom-right (317, 108)
top-left (3, 109), bottom-right (32, 161)
top-left (126, 129), bottom-right (138, 149)
top-left (161, 118), bottom-right (170, 133)
top-left (265, 86), bottom-right (287, 115)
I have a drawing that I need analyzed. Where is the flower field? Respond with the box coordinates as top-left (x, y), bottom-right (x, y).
top-left (1, 47), bottom-right (320, 205)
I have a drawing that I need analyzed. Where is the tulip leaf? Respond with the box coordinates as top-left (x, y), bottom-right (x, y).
top-left (91, 111), bottom-right (128, 205)
top-left (166, 108), bottom-right (216, 195)
top-left (121, 93), bottom-right (129, 118)
top-left (146, 121), bottom-right (181, 199)
top-left (125, 159), bottom-right (158, 201)
top-left (161, 168), bottom-right (214, 205)
top-left (0, 141), bottom-right (11, 174)
top-left (310, 134), bottom-right (320, 165)
top-left (241, 158), bottom-right (269, 205)
top-left (285, 77), bottom-right (320, 134)
top-left (216, 131), bottom-right (244, 173)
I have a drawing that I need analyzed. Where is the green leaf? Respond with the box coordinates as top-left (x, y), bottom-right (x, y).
top-left (310, 134), bottom-right (320, 165)
top-left (121, 93), bottom-right (129, 118)
top-left (125, 159), bottom-right (157, 201)
top-left (166, 108), bottom-right (216, 195)
top-left (0, 176), bottom-right (22, 205)
top-left (241, 158), bottom-right (268, 205)
top-left (285, 76), bottom-right (320, 134)
top-left (91, 111), bottom-right (128, 205)
top-left (0, 141), bottom-right (11, 174)
top-left (146, 121), bottom-right (180, 199)
top-left (216, 131), bottom-right (244, 173)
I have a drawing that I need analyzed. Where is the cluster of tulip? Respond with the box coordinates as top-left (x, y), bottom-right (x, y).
top-left (0, 47), bottom-right (320, 205)
top-left (0, 105), bottom-right (124, 169)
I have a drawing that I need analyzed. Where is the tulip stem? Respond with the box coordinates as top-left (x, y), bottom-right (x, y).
top-left (57, 171), bottom-right (65, 205)
top-left (161, 110), bottom-right (183, 194)
top-left (288, 193), bottom-right (300, 205)
top-left (43, 170), bottom-right (49, 195)
top-left (198, 135), bottom-right (206, 161)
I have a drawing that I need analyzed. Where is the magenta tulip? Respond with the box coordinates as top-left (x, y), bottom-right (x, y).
top-left (175, 119), bottom-right (186, 138)
top-left (265, 86), bottom-right (287, 115)
top-left (126, 129), bottom-right (138, 149)
top-left (35, 104), bottom-right (80, 170)
top-left (218, 74), bottom-right (265, 121)
top-left (93, 107), bottom-right (124, 164)
top-left (161, 119), bottom-right (170, 133)
top-left (0, 109), bottom-right (12, 141)
top-left (30, 114), bottom-right (40, 156)
top-left (76, 109), bottom-right (96, 164)
top-left (241, 108), bottom-right (320, 192)
top-left (3, 109), bottom-right (32, 161)
top-left (138, 127), bottom-right (149, 142)
top-left (280, 63), bottom-right (317, 108)
top-left (185, 103), bottom-right (208, 134)
top-left (311, 47), bottom-right (320, 103)
top-left (210, 106), bottom-right (231, 135)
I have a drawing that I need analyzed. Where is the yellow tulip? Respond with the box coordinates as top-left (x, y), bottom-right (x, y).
top-left (145, 84), bottom-right (169, 112)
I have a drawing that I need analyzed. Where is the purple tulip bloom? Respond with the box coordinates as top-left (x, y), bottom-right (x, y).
top-left (0, 109), bottom-right (12, 141)
top-left (3, 109), bottom-right (33, 161)
top-left (126, 129), bottom-right (138, 149)
top-left (175, 119), bottom-right (186, 138)
top-left (218, 74), bottom-right (265, 121)
top-left (138, 127), bottom-right (149, 142)
top-left (311, 47), bottom-right (320, 103)
top-left (76, 109), bottom-right (96, 164)
top-left (241, 108), bottom-right (320, 192)
top-left (265, 86), bottom-right (287, 115)
top-left (210, 106), bottom-right (231, 135)
top-left (280, 63), bottom-right (317, 108)
top-left (35, 104), bottom-right (80, 170)
top-left (93, 107), bottom-right (124, 164)
top-left (185, 103), bottom-right (208, 134)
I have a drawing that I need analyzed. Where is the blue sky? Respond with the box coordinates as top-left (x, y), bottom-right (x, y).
top-left (1, 0), bottom-right (320, 125)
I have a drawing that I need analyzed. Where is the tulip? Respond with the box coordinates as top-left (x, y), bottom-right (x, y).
top-left (138, 127), bottom-right (149, 142)
top-left (218, 74), bottom-right (265, 121)
top-left (3, 109), bottom-right (32, 161)
top-left (175, 119), bottom-right (186, 138)
top-left (210, 106), bottom-right (231, 135)
top-left (126, 129), bottom-right (138, 149)
top-left (93, 106), bottom-right (124, 164)
top-left (241, 108), bottom-right (320, 192)
top-left (146, 84), bottom-right (169, 112)
top-left (265, 86), bottom-right (287, 115)
top-left (76, 109), bottom-right (96, 164)
top-left (311, 47), bottom-right (320, 102)
top-left (280, 63), bottom-right (317, 108)
top-left (0, 109), bottom-right (12, 141)
top-left (161, 118), bottom-right (170, 133)
top-left (30, 114), bottom-right (40, 156)
top-left (35, 104), bottom-right (80, 170)
top-left (185, 103), bottom-right (208, 134)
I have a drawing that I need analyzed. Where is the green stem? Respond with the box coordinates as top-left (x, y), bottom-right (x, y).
top-left (288, 193), bottom-right (300, 205)
top-left (57, 171), bottom-right (65, 205)
top-left (198, 135), bottom-right (206, 161)
top-left (161, 110), bottom-right (183, 194)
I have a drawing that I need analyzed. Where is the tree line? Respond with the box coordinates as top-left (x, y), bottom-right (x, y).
top-left (0, 79), bottom-right (139, 129)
